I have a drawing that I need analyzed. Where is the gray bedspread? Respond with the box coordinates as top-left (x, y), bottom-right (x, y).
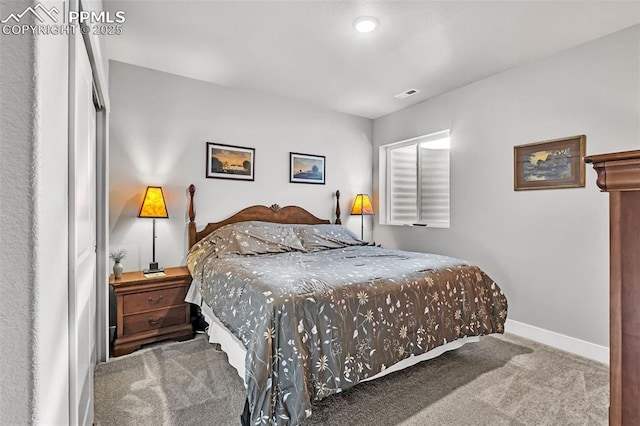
top-left (188, 222), bottom-right (508, 425)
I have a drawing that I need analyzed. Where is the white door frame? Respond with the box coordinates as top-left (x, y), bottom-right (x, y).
top-left (77, 0), bottom-right (110, 363)
top-left (68, 24), bottom-right (97, 426)
top-left (68, 0), bottom-right (110, 424)
top-left (77, 0), bottom-right (110, 362)
top-left (94, 104), bottom-right (109, 362)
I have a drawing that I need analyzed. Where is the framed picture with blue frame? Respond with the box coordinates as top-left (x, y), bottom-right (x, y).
top-left (289, 152), bottom-right (325, 184)
top-left (514, 135), bottom-right (586, 191)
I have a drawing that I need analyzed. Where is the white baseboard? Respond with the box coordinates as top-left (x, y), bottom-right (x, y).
top-left (505, 319), bottom-right (609, 365)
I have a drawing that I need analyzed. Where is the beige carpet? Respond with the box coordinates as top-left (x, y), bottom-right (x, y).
top-left (94, 333), bottom-right (608, 425)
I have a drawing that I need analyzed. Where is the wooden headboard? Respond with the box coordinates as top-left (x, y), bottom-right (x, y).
top-left (188, 184), bottom-right (342, 248)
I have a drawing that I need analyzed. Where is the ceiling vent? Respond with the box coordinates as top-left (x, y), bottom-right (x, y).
top-left (394, 89), bottom-right (420, 100)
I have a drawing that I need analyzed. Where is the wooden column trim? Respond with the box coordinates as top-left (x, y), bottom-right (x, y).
top-left (585, 150), bottom-right (640, 191)
top-left (609, 192), bottom-right (622, 424)
top-left (586, 149), bottom-right (640, 426)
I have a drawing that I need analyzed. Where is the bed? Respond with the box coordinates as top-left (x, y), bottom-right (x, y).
top-left (184, 185), bottom-right (508, 425)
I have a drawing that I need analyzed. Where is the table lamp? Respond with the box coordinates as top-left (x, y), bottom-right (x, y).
top-left (351, 193), bottom-right (374, 240)
top-left (138, 186), bottom-right (168, 273)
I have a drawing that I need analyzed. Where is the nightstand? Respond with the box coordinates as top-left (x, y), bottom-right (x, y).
top-left (110, 266), bottom-right (194, 356)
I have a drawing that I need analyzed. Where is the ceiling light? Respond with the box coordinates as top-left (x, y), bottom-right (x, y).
top-left (353, 16), bottom-right (378, 33)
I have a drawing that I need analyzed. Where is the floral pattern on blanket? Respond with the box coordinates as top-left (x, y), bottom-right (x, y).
top-left (188, 223), bottom-right (508, 426)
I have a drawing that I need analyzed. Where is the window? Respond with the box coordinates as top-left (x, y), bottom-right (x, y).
top-left (380, 130), bottom-right (450, 228)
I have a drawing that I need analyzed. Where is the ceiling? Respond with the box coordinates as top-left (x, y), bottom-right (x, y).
top-left (103, 1), bottom-right (640, 119)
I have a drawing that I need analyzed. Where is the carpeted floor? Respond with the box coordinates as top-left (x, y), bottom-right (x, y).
top-left (94, 333), bottom-right (608, 425)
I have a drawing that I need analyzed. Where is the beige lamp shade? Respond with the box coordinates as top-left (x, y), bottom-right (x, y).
top-left (138, 186), bottom-right (169, 218)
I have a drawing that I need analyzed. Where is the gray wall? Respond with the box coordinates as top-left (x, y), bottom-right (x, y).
top-left (108, 61), bottom-right (373, 272)
top-left (372, 25), bottom-right (640, 347)
top-left (0, 2), bottom-right (36, 421)
top-left (0, 0), bottom-right (70, 423)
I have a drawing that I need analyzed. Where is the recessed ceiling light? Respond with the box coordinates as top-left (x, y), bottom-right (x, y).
top-left (353, 16), bottom-right (378, 33)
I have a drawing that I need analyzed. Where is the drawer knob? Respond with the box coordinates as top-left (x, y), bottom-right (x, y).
top-left (148, 316), bottom-right (165, 326)
top-left (148, 295), bottom-right (164, 304)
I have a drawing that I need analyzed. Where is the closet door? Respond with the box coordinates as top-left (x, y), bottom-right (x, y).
top-left (68, 29), bottom-right (97, 426)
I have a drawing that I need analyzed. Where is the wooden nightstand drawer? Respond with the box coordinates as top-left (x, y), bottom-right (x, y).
top-left (123, 306), bottom-right (188, 335)
top-left (123, 286), bottom-right (187, 314)
top-left (110, 266), bottom-right (194, 356)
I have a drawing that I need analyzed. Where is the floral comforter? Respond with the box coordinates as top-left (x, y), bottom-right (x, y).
top-left (188, 222), bottom-right (508, 425)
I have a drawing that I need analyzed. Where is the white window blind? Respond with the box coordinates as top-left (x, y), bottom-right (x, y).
top-left (389, 144), bottom-right (417, 224)
top-left (383, 130), bottom-right (450, 227)
top-left (419, 142), bottom-right (450, 226)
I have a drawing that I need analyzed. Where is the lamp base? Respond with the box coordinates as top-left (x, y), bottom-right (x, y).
top-left (144, 262), bottom-right (164, 274)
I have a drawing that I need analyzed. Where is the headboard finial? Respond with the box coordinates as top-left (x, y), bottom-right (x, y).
top-left (335, 190), bottom-right (342, 224)
top-left (188, 184), bottom-right (196, 223)
top-left (188, 184), bottom-right (197, 248)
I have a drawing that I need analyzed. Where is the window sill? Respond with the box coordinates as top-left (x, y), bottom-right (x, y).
top-left (380, 222), bottom-right (450, 229)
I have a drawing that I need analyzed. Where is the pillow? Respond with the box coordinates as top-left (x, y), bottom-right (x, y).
top-left (293, 224), bottom-right (366, 252)
top-left (187, 236), bottom-right (214, 274)
top-left (189, 221), bottom-right (307, 262)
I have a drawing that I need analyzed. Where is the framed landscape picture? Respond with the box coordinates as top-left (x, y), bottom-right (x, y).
top-left (290, 152), bottom-right (325, 184)
top-left (514, 135), bottom-right (586, 191)
top-left (206, 142), bottom-right (255, 181)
